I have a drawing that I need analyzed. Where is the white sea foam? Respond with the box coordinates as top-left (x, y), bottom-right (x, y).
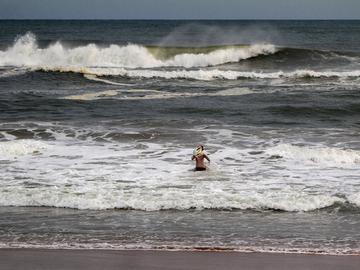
top-left (2, 33), bottom-right (359, 81)
top-left (0, 126), bottom-right (359, 212)
top-left (0, 242), bottom-right (357, 255)
top-left (0, 139), bottom-right (48, 157)
top-left (266, 144), bottom-right (360, 166)
top-left (254, 191), bottom-right (343, 212)
top-left (74, 67), bottom-right (360, 81)
top-left (83, 74), bottom-right (131, 86)
top-left (63, 90), bottom-right (119, 100)
top-left (348, 192), bottom-right (360, 207)
top-left (61, 87), bottom-right (253, 101)
top-left (0, 33), bottom-right (276, 69)
top-left (162, 44), bottom-right (276, 68)
top-left (0, 182), bottom-right (344, 211)
top-left (288, 69), bottom-right (360, 78)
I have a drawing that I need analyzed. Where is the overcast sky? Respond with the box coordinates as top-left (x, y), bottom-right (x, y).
top-left (1, 0), bottom-right (360, 20)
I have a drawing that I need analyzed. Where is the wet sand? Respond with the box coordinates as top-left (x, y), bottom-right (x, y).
top-left (0, 249), bottom-right (360, 270)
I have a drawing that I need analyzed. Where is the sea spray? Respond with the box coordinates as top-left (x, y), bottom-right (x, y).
top-left (0, 32), bottom-right (276, 69)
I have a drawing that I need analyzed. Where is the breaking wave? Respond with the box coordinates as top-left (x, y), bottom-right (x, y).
top-left (0, 184), bottom-right (350, 212)
top-left (2, 33), bottom-right (359, 81)
top-left (0, 137), bottom-right (359, 212)
top-left (0, 32), bottom-right (276, 69)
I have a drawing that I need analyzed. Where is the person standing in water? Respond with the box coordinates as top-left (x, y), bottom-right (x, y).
top-left (191, 145), bottom-right (210, 171)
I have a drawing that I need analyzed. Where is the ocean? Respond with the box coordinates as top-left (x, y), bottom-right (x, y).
top-left (0, 20), bottom-right (360, 254)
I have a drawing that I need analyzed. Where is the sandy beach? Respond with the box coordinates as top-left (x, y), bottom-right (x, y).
top-left (0, 249), bottom-right (359, 270)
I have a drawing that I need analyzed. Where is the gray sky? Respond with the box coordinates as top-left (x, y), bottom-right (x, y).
top-left (1, 0), bottom-right (360, 20)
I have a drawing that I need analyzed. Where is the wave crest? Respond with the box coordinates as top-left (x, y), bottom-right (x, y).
top-left (0, 32), bottom-right (276, 69)
top-left (0, 186), bottom-right (347, 212)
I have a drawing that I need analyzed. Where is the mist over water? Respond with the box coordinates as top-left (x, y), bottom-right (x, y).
top-left (0, 20), bottom-right (360, 254)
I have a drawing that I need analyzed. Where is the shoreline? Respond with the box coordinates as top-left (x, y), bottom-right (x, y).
top-left (1, 249), bottom-right (360, 270)
top-left (1, 246), bottom-right (359, 256)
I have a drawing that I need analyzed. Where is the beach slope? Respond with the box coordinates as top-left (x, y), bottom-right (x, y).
top-left (0, 249), bottom-right (359, 270)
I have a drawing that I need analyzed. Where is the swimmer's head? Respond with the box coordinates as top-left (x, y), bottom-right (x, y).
top-left (194, 145), bottom-right (204, 156)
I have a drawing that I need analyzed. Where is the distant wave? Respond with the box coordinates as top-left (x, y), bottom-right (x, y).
top-left (145, 44), bottom-right (268, 60)
top-left (2, 33), bottom-right (359, 81)
top-left (248, 46), bottom-right (360, 64)
top-left (0, 32), bottom-right (276, 69)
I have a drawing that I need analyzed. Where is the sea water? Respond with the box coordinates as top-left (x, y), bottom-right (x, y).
top-left (0, 20), bottom-right (360, 254)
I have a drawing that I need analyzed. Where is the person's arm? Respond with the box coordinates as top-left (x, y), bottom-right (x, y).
top-left (204, 154), bottom-right (210, 162)
top-left (191, 155), bottom-right (196, 160)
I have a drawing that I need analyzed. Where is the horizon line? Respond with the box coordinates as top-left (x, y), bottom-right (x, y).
top-left (1, 18), bottom-right (360, 21)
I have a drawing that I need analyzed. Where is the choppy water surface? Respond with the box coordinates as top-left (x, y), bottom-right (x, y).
top-left (0, 20), bottom-right (360, 254)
